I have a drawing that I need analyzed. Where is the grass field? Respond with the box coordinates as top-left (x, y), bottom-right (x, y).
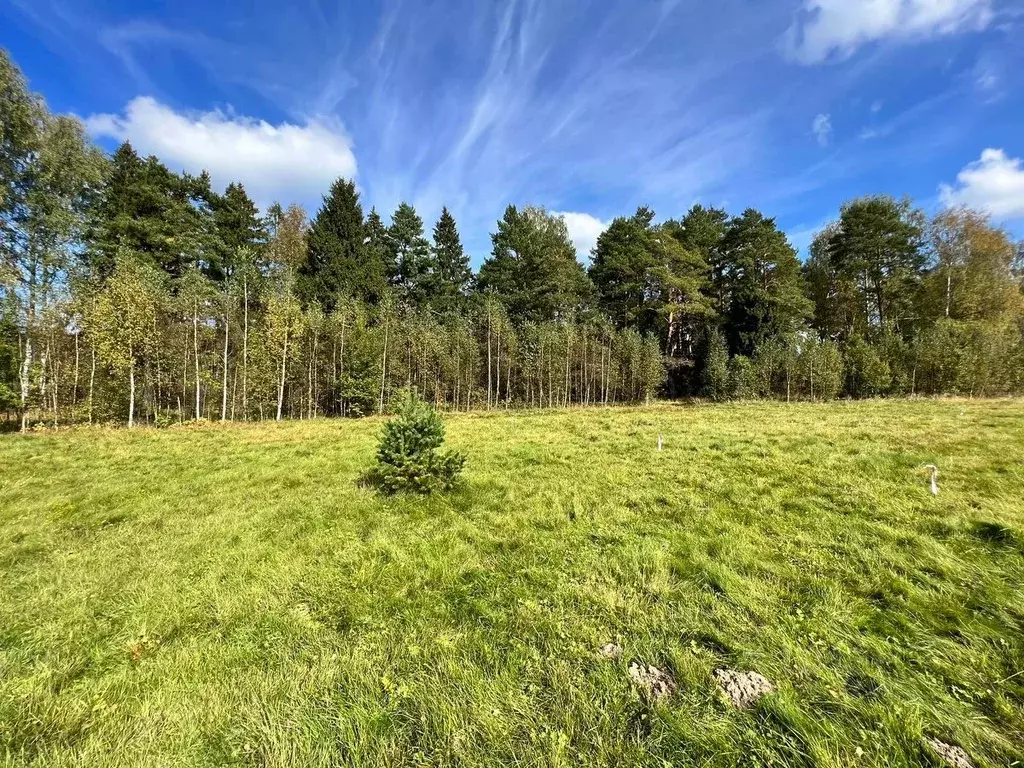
top-left (1, 400), bottom-right (1023, 767)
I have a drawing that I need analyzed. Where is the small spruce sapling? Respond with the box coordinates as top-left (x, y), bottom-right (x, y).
top-left (370, 390), bottom-right (465, 493)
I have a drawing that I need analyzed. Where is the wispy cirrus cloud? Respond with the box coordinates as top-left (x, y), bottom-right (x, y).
top-left (7, 0), bottom-right (1022, 254)
top-left (812, 113), bottom-right (832, 146)
top-left (784, 0), bottom-right (993, 64)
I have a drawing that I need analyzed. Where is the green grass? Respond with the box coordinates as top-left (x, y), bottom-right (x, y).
top-left (1, 400), bottom-right (1023, 767)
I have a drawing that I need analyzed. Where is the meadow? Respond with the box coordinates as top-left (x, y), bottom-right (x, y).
top-left (1, 400), bottom-right (1022, 767)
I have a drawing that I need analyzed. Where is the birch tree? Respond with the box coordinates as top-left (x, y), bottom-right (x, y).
top-left (90, 254), bottom-right (162, 427)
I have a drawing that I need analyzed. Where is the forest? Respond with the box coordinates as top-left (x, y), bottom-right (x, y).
top-left (3, 48), bottom-right (1023, 430)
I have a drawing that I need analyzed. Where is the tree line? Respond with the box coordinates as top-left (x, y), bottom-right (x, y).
top-left (2, 49), bottom-right (1023, 430)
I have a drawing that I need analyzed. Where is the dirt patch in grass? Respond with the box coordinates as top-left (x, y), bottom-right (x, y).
top-left (628, 661), bottom-right (676, 702)
top-left (714, 668), bottom-right (774, 709)
top-left (924, 738), bottom-right (975, 768)
top-left (599, 642), bottom-right (622, 660)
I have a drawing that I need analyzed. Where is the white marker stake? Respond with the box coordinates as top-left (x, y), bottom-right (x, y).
top-left (658, 435), bottom-right (663, 451)
top-left (925, 464), bottom-right (939, 496)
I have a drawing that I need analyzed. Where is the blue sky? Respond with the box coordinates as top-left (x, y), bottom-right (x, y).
top-left (3, 0), bottom-right (1023, 263)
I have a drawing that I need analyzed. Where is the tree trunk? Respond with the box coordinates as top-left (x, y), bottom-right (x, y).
top-left (506, 343), bottom-right (512, 406)
top-left (339, 320), bottom-right (347, 417)
top-left (221, 312), bottom-right (229, 421)
top-left (276, 328), bottom-right (289, 421)
top-left (242, 276), bottom-right (249, 420)
top-left (945, 271), bottom-right (952, 318)
top-left (181, 333), bottom-right (189, 420)
top-left (378, 319), bottom-right (389, 415)
top-left (19, 336), bottom-right (32, 432)
top-left (193, 299), bottom-right (201, 418)
top-left (128, 345), bottom-right (136, 428)
top-left (486, 310), bottom-right (492, 409)
top-left (563, 328), bottom-right (571, 407)
top-left (72, 332), bottom-right (80, 412)
top-left (88, 345), bottom-right (96, 424)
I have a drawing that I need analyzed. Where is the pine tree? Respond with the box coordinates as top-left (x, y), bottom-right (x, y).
top-left (804, 224), bottom-right (860, 341)
top-left (370, 389), bottom-right (465, 494)
top-left (720, 209), bottom-right (811, 356)
top-left (478, 205), bottom-right (593, 321)
top-left (829, 196), bottom-right (925, 335)
top-left (300, 178), bottom-right (385, 310)
top-left (674, 205), bottom-right (729, 315)
top-left (589, 207), bottom-right (656, 330)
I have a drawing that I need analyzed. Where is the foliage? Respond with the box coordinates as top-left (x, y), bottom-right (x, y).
top-left (795, 336), bottom-right (843, 401)
top-left (926, 207), bottom-right (1022, 322)
top-left (727, 354), bottom-right (756, 400)
top-left (700, 327), bottom-right (729, 400)
top-left (300, 178), bottom-right (385, 309)
top-left (478, 205), bottom-right (593, 322)
top-left (844, 334), bottom-right (891, 397)
top-left (370, 389), bottom-right (465, 494)
top-left (428, 206), bottom-right (472, 313)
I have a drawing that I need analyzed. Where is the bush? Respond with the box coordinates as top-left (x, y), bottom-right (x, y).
top-left (701, 328), bottom-right (730, 401)
top-left (843, 335), bottom-right (891, 397)
top-left (369, 390), bottom-right (465, 494)
top-left (727, 355), bottom-right (756, 399)
top-left (795, 337), bottom-right (844, 401)
top-left (153, 411), bottom-right (175, 429)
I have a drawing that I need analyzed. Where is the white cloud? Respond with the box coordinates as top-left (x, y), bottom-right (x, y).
top-left (785, 0), bottom-right (993, 64)
top-left (554, 211), bottom-right (611, 259)
top-left (939, 148), bottom-right (1024, 220)
top-left (85, 96), bottom-right (357, 205)
top-left (812, 113), bottom-right (832, 146)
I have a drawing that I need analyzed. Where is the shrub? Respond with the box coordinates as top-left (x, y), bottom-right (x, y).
top-left (369, 390), bottom-right (465, 494)
top-left (795, 336), bottom-right (843, 401)
top-left (153, 411), bottom-right (175, 429)
top-left (701, 328), bottom-right (730, 401)
top-left (843, 335), bottom-right (891, 397)
top-left (727, 355), bottom-right (756, 399)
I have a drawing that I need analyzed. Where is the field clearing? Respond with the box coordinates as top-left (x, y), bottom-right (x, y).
top-left (1, 400), bottom-right (1023, 767)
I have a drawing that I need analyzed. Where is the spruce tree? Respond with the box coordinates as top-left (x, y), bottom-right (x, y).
top-left (365, 207), bottom-right (393, 278)
top-left (88, 142), bottom-right (212, 280)
top-left (429, 206), bottom-right (472, 313)
top-left (211, 182), bottom-right (266, 280)
top-left (387, 202), bottom-right (431, 306)
top-left (300, 178), bottom-right (384, 309)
